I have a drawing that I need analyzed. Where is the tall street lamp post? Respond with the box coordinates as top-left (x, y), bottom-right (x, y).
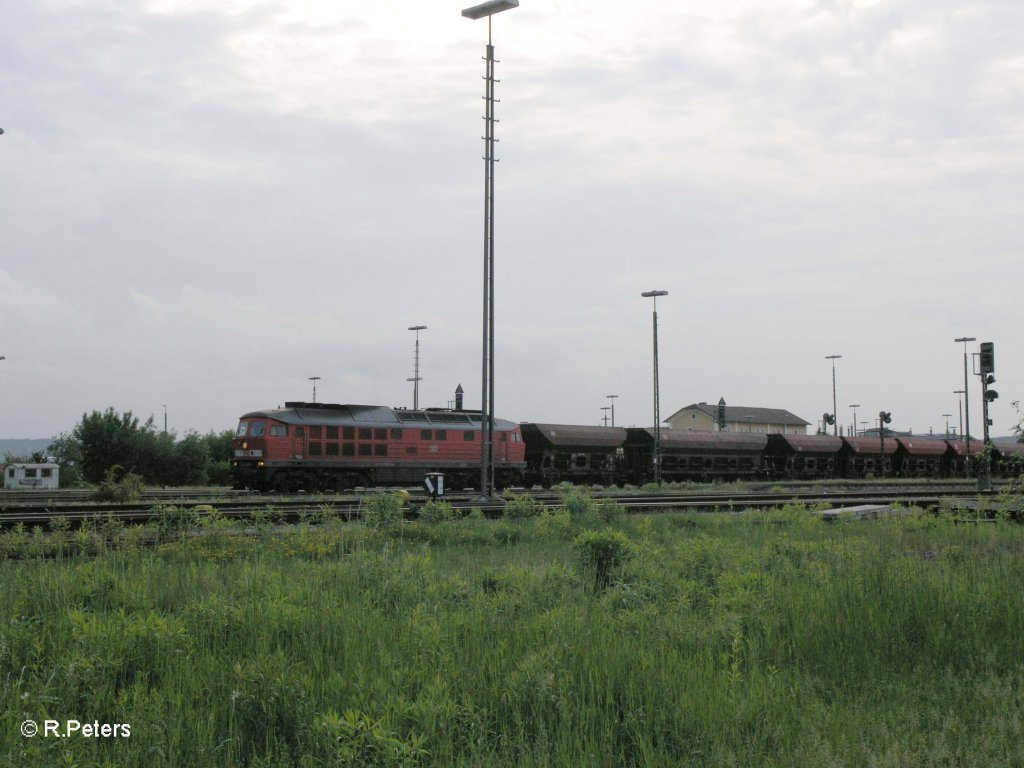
top-left (309, 376), bottom-right (321, 404)
top-left (954, 337), bottom-right (975, 477)
top-left (641, 290), bottom-right (668, 485)
top-left (463, 0), bottom-right (519, 501)
top-left (942, 413), bottom-right (952, 439)
top-left (825, 354), bottom-right (842, 436)
top-left (849, 404), bottom-right (860, 437)
top-left (954, 389), bottom-right (965, 439)
top-left (407, 325), bottom-right (427, 410)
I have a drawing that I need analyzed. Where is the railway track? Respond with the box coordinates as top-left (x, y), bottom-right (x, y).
top-left (0, 486), bottom-right (1001, 527)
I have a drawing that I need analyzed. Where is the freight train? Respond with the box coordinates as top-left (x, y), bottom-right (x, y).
top-left (522, 424), bottom-right (1022, 486)
top-left (231, 401), bottom-right (1023, 491)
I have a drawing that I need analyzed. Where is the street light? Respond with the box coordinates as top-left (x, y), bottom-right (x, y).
top-left (954, 337), bottom-right (976, 476)
top-left (606, 394), bottom-right (618, 427)
top-left (942, 413), bottom-right (952, 439)
top-left (641, 290), bottom-right (668, 485)
top-left (601, 406), bottom-right (611, 426)
top-left (163, 404), bottom-right (168, 434)
top-left (825, 355), bottom-right (842, 436)
top-left (849, 404), bottom-right (860, 437)
top-left (309, 376), bottom-right (321, 404)
top-left (463, 0), bottom-right (519, 502)
top-left (953, 389), bottom-right (965, 440)
top-left (407, 325), bottom-right (427, 410)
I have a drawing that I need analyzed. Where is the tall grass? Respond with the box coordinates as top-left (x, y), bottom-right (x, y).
top-left (2, 508), bottom-right (1024, 766)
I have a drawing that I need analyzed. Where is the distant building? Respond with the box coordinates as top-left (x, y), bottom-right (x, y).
top-left (4, 463), bottom-right (60, 490)
top-left (665, 402), bottom-right (809, 435)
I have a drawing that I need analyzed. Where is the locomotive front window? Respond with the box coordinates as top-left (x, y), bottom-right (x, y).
top-left (236, 421), bottom-right (248, 437)
top-left (250, 422), bottom-right (266, 437)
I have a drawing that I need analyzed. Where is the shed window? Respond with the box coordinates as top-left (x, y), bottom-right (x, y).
top-left (375, 428), bottom-right (387, 441)
top-left (326, 426), bottom-right (338, 439)
top-left (358, 444), bottom-right (372, 456)
top-left (374, 444), bottom-right (388, 457)
top-left (343, 427), bottom-right (355, 440)
top-left (359, 428), bottom-right (372, 440)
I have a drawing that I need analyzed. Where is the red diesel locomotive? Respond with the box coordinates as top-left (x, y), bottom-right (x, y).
top-left (231, 401), bottom-right (526, 492)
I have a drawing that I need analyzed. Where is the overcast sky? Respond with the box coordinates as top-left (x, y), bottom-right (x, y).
top-left (2, 0), bottom-right (1022, 442)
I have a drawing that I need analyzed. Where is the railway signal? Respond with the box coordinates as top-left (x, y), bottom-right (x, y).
top-left (878, 411), bottom-right (892, 478)
top-left (979, 342), bottom-right (995, 375)
top-left (979, 343), bottom-right (997, 491)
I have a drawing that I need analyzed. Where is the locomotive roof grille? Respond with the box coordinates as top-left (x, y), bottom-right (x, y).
top-left (241, 403), bottom-right (515, 430)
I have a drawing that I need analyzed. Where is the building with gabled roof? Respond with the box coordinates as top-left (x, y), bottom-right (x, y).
top-left (665, 401), bottom-right (809, 435)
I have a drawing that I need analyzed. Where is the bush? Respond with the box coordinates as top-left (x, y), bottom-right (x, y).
top-left (363, 492), bottom-right (405, 529)
top-left (152, 504), bottom-right (199, 541)
top-left (310, 709), bottom-right (429, 767)
top-left (574, 529), bottom-right (635, 591)
top-left (90, 465), bottom-right (144, 502)
top-left (419, 500), bottom-right (455, 524)
top-left (503, 493), bottom-right (543, 520)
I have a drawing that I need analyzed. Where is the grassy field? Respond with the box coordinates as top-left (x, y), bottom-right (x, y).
top-left (2, 495), bottom-right (1024, 767)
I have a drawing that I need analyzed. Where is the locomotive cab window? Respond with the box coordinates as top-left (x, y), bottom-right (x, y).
top-left (250, 422), bottom-right (266, 437)
top-left (235, 422), bottom-right (249, 437)
top-left (270, 425), bottom-right (288, 437)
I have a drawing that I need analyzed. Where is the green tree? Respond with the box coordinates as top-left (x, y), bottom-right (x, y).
top-left (47, 432), bottom-right (83, 487)
top-left (172, 432), bottom-right (211, 485)
top-left (200, 430), bottom-right (234, 485)
top-left (74, 409), bottom-right (146, 483)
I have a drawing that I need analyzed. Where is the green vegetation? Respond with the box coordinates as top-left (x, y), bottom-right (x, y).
top-left (3, 503), bottom-right (1024, 766)
top-left (42, 407), bottom-right (234, 488)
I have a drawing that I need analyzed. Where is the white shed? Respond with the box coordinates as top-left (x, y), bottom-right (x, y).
top-left (4, 463), bottom-right (60, 490)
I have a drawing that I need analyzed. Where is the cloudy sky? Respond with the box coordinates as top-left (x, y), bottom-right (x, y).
top-left (2, 0), bottom-right (1022, 442)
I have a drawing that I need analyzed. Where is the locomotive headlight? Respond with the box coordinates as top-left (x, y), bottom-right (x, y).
top-left (242, 442), bottom-right (249, 450)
